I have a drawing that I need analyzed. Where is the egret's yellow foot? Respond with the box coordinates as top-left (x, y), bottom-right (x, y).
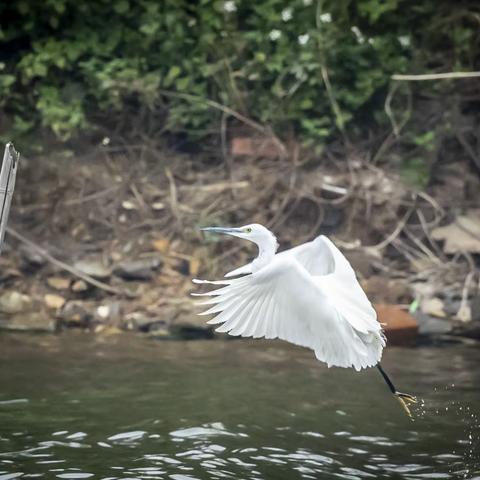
top-left (395, 392), bottom-right (417, 418)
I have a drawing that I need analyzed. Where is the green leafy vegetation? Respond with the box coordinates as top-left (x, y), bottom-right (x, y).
top-left (0, 0), bottom-right (479, 165)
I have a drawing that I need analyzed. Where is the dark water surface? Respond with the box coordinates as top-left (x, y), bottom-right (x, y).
top-left (0, 333), bottom-right (479, 479)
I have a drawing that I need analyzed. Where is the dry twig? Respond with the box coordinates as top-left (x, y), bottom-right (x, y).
top-left (392, 72), bottom-right (480, 81)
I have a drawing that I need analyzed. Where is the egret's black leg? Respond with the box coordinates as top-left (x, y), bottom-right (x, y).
top-left (377, 364), bottom-right (417, 418)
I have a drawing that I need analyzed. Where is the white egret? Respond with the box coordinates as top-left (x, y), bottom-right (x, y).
top-left (193, 223), bottom-right (416, 416)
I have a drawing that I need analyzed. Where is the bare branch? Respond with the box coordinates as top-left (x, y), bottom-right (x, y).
top-left (392, 72), bottom-right (480, 81)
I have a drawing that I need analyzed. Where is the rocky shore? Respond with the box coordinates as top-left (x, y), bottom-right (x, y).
top-left (0, 226), bottom-right (478, 346)
top-left (0, 145), bottom-right (479, 345)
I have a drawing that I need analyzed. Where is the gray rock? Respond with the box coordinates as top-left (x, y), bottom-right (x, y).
top-left (0, 291), bottom-right (33, 314)
top-left (73, 259), bottom-right (111, 279)
top-left (0, 311), bottom-right (57, 333)
top-left (124, 312), bottom-right (154, 330)
top-left (443, 299), bottom-right (461, 317)
top-left (113, 258), bottom-right (162, 281)
top-left (415, 312), bottom-right (453, 335)
top-left (470, 295), bottom-right (480, 322)
top-left (19, 245), bottom-right (46, 270)
top-left (59, 301), bottom-right (92, 327)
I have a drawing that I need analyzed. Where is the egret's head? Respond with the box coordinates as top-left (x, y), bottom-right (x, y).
top-left (201, 223), bottom-right (278, 250)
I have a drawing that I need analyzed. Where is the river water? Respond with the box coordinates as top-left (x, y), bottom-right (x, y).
top-left (0, 333), bottom-right (479, 479)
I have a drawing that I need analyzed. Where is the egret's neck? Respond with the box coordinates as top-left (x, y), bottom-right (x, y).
top-left (252, 234), bottom-right (278, 271)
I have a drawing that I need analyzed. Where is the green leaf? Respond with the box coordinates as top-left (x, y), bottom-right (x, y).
top-left (164, 65), bottom-right (181, 87)
top-left (400, 157), bottom-right (430, 190)
top-left (114, 0), bottom-right (129, 14)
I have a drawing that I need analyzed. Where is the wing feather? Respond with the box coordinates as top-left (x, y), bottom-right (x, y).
top-left (281, 236), bottom-right (335, 276)
top-left (250, 288), bottom-right (274, 339)
top-left (241, 288), bottom-right (268, 337)
top-left (283, 235), bottom-right (381, 337)
top-left (207, 293), bottom-right (253, 326)
top-left (194, 256), bottom-right (383, 370)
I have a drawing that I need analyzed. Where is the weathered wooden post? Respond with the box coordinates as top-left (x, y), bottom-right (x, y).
top-left (0, 142), bottom-right (19, 254)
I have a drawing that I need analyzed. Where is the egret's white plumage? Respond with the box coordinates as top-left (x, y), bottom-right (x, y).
top-left (193, 224), bottom-right (385, 372)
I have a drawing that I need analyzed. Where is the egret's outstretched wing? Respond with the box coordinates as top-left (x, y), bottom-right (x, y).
top-left (284, 235), bottom-right (380, 336)
top-left (281, 235), bottom-right (336, 276)
top-left (194, 257), bottom-right (382, 370)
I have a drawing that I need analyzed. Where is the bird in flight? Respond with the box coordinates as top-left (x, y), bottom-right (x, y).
top-left (193, 223), bottom-right (416, 417)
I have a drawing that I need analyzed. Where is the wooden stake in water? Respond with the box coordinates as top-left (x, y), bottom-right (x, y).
top-left (0, 143), bottom-right (19, 255)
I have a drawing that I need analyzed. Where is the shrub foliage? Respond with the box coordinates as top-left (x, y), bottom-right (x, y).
top-left (0, 0), bottom-right (479, 147)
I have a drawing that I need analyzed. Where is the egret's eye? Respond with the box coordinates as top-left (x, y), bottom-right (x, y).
top-left (244, 227), bottom-right (252, 234)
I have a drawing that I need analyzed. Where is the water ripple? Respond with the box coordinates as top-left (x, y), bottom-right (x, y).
top-left (1, 338), bottom-right (479, 479)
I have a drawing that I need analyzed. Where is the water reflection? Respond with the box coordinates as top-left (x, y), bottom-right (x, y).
top-left (0, 333), bottom-right (479, 479)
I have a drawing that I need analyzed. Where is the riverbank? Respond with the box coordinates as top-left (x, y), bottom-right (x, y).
top-left (0, 142), bottom-right (479, 344)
